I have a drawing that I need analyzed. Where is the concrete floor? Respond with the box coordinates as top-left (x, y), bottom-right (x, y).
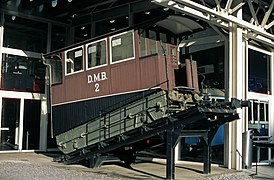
top-left (0, 152), bottom-right (273, 179)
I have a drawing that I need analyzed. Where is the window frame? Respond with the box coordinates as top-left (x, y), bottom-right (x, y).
top-left (48, 55), bottom-right (63, 86)
top-left (247, 45), bottom-right (272, 95)
top-left (148, 30), bottom-right (158, 55)
top-left (64, 45), bottom-right (84, 76)
top-left (85, 38), bottom-right (108, 70)
top-left (139, 29), bottom-right (148, 57)
top-left (109, 30), bottom-right (135, 64)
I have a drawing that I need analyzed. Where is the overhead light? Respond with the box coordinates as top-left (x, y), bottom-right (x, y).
top-left (11, 16), bottom-right (16, 20)
top-left (68, 0), bottom-right (72, 2)
top-left (81, 26), bottom-right (85, 30)
top-left (15, 0), bottom-right (21, 7)
top-left (84, 34), bottom-right (88, 37)
top-left (125, 16), bottom-right (128, 19)
top-left (145, 11), bottom-right (150, 15)
top-left (111, 28), bottom-right (116, 31)
top-left (163, 7), bottom-right (169, 11)
top-left (38, 4), bottom-right (44, 12)
top-left (110, 20), bottom-right (115, 23)
top-left (52, 0), bottom-right (58, 7)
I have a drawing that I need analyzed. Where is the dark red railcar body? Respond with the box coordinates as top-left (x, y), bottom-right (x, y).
top-left (45, 29), bottom-right (180, 135)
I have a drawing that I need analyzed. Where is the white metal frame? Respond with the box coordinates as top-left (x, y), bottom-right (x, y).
top-left (64, 45), bottom-right (85, 76)
top-left (154, 0), bottom-right (274, 170)
top-left (109, 30), bottom-right (136, 64)
top-left (0, 40), bottom-right (46, 153)
top-left (247, 45), bottom-right (274, 164)
top-left (85, 38), bottom-right (108, 70)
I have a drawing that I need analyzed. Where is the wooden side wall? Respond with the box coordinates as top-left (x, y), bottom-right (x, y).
top-left (51, 31), bottom-right (178, 105)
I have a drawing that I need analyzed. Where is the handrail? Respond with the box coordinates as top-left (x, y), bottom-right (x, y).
top-left (58, 91), bottom-right (167, 145)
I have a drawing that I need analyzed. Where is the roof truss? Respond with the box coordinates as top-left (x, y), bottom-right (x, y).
top-left (152, 0), bottom-right (274, 47)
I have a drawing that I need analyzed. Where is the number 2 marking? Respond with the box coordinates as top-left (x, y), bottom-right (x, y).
top-left (95, 83), bottom-right (100, 92)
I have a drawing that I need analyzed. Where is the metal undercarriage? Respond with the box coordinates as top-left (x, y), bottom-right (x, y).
top-left (54, 88), bottom-right (248, 179)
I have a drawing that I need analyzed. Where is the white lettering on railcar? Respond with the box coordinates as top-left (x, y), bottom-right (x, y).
top-left (87, 72), bottom-right (108, 92)
top-left (87, 72), bottom-right (108, 83)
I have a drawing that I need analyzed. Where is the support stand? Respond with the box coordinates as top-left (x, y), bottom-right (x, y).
top-left (88, 154), bottom-right (120, 168)
top-left (165, 129), bottom-right (212, 180)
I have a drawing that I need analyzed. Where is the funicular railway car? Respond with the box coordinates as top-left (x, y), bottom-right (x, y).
top-left (43, 16), bottom-right (245, 168)
top-left (45, 27), bottom-right (187, 150)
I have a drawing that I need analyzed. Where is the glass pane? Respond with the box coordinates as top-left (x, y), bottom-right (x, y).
top-left (95, 16), bottom-right (129, 37)
top-left (111, 31), bottom-right (134, 63)
top-left (0, 98), bottom-right (20, 151)
top-left (51, 25), bottom-right (66, 51)
top-left (248, 103), bottom-right (252, 123)
top-left (47, 56), bottom-right (62, 85)
top-left (253, 102), bottom-right (259, 121)
top-left (265, 104), bottom-right (269, 122)
top-left (248, 49), bottom-right (271, 94)
top-left (23, 100), bottom-right (41, 150)
top-left (140, 29), bottom-right (147, 57)
top-left (3, 14), bottom-right (47, 53)
top-left (170, 47), bottom-right (177, 65)
top-left (259, 103), bottom-right (265, 121)
top-left (159, 33), bottom-right (167, 55)
top-left (66, 47), bottom-right (83, 74)
top-left (87, 40), bottom-right (107, 68)
top-left (1, 54), bottom-right (45, 93)
top-left (74, 25), bottom-right (91, 43)
top-left (149, 30), bottom-right (157, 55)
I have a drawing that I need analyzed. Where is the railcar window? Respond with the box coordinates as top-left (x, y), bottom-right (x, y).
top-left (159, 33), bottom-right (167, 55)
top-left (149, 30), bottom-right (157, 55)
top-left (65, 47), bottom-right (83, 75)
top-left (171, 37), bottom-right (175, 45)
top-left (170, 46), bottom-right (177, 65)
top-left (111, 31), bottom-right (134, 63)
top-left (49, 57), bottom-right (62, 85)
top-left (87, 39), bottom-right (107, 69)
top-left (140, 29), bottom-right (147, 57)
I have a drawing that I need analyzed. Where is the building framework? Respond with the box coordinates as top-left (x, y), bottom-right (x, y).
top-left (0, 0), bottom-right (273, 175)
top-left (153, 0), bottom-right (274, 170)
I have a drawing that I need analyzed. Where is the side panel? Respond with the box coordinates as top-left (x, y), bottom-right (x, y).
top-left (139, 55), bottom-right (160, 88)
top-left (157, 55), bottom-right (176, 90)
top-left (56, 89), bottom-right (167, 154)
top-left (52, 89), bottom-right (159, 135)
top-left (110, 60), bottom-right (139, 93)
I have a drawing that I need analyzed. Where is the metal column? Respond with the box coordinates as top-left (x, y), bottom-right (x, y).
top-left (227, 8), bottom-right (246, 170)
top-left (166, 128), bottom-right (176, 180)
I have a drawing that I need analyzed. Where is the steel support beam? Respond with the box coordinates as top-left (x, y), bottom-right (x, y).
top-left (227, 6), bottom-right (246, 169)
top-left (152, 0), bottom-right (274, 47)
top-left (247, 0), bottom-right (259, 26)
top-left (260, 0), bottom-right (274, 28)
top-left (166, 129), bottom-right (213, 179)
top-left (166, 128), bottom-right (176, 180)
top-left (0, 8), bottom-right (68, 27)
top-left (202, 139), bottom-right (211, 174)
